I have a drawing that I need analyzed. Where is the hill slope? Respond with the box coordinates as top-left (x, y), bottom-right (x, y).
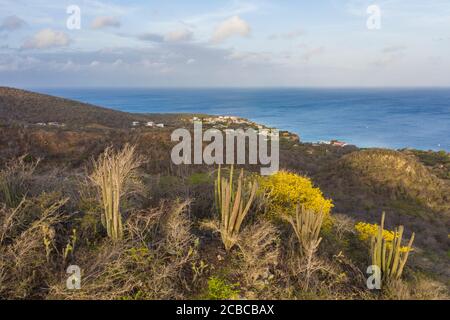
top-left (0, 87), bottom-right (149, 128)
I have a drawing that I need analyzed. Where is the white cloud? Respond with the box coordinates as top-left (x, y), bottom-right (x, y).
top-left (22, 29), bottom-right (71, 50)
top-left (211, 16), bottom-right (251, 43)
top-left (91, 16), bottom-right (121, 29)
top-left (0, 15), bottom-right (26, 32)
top-left (164, 29), bottom-right (193, 42)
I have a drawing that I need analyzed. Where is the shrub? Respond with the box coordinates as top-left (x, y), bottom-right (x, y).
top-left (49, 200), bottom-right (198, 300)
top-left (188, 172), bottom-right (211, 185)
top-left (0, 155), bottom-right (39, 207)
top-left (355, 218), bottom-right (413, 253)
top-left (259, 171), bottom-right (333, 219)
top-left (237, 220), bottom-right (279, 293)
top-left (206, 276), bottom-right (240, 300)
top-left (0, 193), bottom-right (68, 299)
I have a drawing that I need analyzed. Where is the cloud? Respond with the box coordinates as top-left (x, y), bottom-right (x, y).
top-left (22, 29), bottom-right (71, 50)
top-left (0, 15), bottom-right (26, 32)
top-left (91, 16), bottom-right (121, 29)
top-left (372, 46), bottom-right (407, 67)
top-left (302, 46), bottom-right (325, 61)
top-left (382, 45), bottom-right (407, 53)
top-left (269, 30), bottom-right (305, 40)
top-left (211, 16), bottom-right (251, 43)
top-left (136, 29), bottom-right (193, 43)
top-left (137, 33), bottom-right (165, 43)
top-left (164, 29), bottom-right (193, 42)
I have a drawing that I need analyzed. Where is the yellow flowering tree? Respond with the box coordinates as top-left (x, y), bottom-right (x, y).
top-left (259, 171), bottom-right (333, 219)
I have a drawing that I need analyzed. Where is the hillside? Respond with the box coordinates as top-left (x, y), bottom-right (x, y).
top-left (0, 87), bottom-right (150, 129)
top-left (0, 88), bottom-right (448, 299)
top-left (318, 149), bottom-right (450, 216)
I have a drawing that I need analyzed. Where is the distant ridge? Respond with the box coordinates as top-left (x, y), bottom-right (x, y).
top-left (0, 87), bottom-right (148, 128)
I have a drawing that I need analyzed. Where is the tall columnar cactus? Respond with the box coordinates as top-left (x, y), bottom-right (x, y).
top-left (285, 205), bottom-right (324, 291)
top-left (214, 165), bottom-right (258, 252)
top-left (91, 144), bottom-right (142, 241)
top-left (286, 205), bottom-right (324, 257)
top-left (371, 212), bottom-right (415, 282)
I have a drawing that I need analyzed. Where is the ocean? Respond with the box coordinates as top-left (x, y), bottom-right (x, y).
top-left (34, 88), bottom-right (450, 152)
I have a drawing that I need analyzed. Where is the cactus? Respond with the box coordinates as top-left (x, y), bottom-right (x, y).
top-left (214, 165), bottom-right (258, 252)
top-left (284, 205), bottom-right (324, 291)
top-left (370, 212), bottom-right (415, 282)
top-left (285, 204), bottom-right (324, 257)
top-left (91, 144), bottom-right (142, 241)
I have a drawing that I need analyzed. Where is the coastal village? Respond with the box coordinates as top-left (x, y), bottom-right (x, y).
top-left (33, 114), bottom-right (349, 148)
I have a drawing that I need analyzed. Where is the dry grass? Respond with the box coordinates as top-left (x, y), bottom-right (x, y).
top-left (0, 155), bottom-right (39, 207)
top-left (0, 193), bottom-right (68, 299)
top-left (236, 220), bottom-right (280, 296)
top-left (48, 200), bottom-right (198, 300)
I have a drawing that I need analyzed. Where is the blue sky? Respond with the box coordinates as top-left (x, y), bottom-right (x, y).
top-left (0, 0), bottom-right (449, 87)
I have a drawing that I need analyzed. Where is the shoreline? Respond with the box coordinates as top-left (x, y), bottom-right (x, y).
top-left (141, 112), bottom-right (450, 154)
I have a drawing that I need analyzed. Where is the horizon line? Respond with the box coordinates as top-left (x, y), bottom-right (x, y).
top-left (21, 85), bottom-right (450, 90)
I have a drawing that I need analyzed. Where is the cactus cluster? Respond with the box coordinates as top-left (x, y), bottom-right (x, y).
top-left (214, 165), bottom-right (258, 252)
top-left (91, 144), bottom-right (142, 241)
top-left (285, 205), bottom-right (324, 257)
top-left (371, 212), bottom-right (415, 282)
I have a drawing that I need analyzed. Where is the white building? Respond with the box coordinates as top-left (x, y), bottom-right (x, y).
top-left (48, 122), bottom-right (65, 127)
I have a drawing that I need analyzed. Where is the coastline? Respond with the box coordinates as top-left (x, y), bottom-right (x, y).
top-left (34, 87), bottom-right (450, 153)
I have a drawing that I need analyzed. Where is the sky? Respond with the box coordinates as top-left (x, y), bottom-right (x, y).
top-left (0, 0), bottom-right (449, 87)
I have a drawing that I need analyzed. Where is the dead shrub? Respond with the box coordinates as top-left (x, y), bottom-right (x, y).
top-left (0, 193), bottom-right (68, 299)
top-left (48, 200), bottom-right (198, 300)
top-left (236, 220), bottom-right (280, 296)
top-left (0, 155), bottom-right (39, 207)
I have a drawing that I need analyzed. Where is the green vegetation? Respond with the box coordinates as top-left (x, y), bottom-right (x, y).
top-left (205, 277), bottom-right (240, 300)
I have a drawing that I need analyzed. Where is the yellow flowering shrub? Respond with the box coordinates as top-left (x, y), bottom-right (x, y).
top-left (259, 171), bottom-right (333, 218)
top-left (355, 222), bottom-right (395, 242)
top-left (355, 222), bottom-right (412, 253)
